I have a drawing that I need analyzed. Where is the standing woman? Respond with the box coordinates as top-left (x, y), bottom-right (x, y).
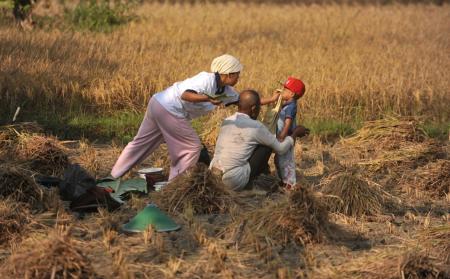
top-left (111, 54), bottom-right (244, 180)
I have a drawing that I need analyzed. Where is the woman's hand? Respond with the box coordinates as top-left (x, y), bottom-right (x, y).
top-left (209, 98), bottom-right (223, 106)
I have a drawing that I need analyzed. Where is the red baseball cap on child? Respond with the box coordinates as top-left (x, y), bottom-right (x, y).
top-left (284, 77), bottom-right (305, 97)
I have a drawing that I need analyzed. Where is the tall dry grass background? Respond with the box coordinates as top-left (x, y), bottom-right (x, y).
top-left (1, 2), bottom-right (449, 139)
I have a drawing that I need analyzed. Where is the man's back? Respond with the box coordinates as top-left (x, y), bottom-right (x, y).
top-left (212, 112), bottom-right (265, 172)
top-left (211, 112), bottom-right (293, 190)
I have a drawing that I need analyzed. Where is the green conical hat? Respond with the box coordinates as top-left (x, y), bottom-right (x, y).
top-left (122, 204), bottom-right (180, 233)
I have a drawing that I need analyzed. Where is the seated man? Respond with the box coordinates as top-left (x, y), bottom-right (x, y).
top-left (210, 89), bottom-right (309, 190)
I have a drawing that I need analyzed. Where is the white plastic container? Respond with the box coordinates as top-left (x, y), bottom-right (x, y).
top-left (154, 182), bottom-right (168, 191)
top-left (138, 167), bottom-right (164, 179)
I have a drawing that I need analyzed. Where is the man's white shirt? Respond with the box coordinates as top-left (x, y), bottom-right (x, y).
top-left (210, 112), bottom-right (294, 190)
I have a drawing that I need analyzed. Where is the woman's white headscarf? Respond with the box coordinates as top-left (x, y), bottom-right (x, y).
top-left (211, 54), bottom-right (243, 74)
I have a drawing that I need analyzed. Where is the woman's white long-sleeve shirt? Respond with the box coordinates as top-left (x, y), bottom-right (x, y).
top-left (153, 72), bottom-right (238, 120)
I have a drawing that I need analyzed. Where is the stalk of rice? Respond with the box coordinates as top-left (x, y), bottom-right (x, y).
top-left (0, 122), bottom-right (43, 141)
top-left (0, 231), bottom-right (99, 278)
top-left (0, 164), bottom-right (44, 206)
top-left (399, 252), bottom-right (449, 279)
top-left (417, 225), bottom-right (450, 262)
top-left (319, 171), bottom-right (388, 216)
top-left (251, 173), bottom-right (280, 192)
top-left (343, 116), bottom-right (427, 148)
top-left (0, 122), bottom-right (43, 157)
top-left (330, 117), bottom-right (439, 172)
top-left (0, 199), bottom-right (31, 245)
top-left (310, 249), bottom-right (449, 279)
top-left (151, 163), bottom-right (236, 214)
top-left (15, 133), bottom-right (69, 176)
top-left (401, 159), bottom-right (450, 197)
top-left (357, 140), bottom-right (442, 173)
top-left (223, 187), bottom-right (329, 247)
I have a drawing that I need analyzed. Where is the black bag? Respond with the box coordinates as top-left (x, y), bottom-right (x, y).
top-left (35, 175), bottom-right (61, 188)
top-left (59, 164), bottom-right (96, 201)
top-left (198, 144), bottom-right (211, 165)
top-left (70, 186), bottom-right (122, 213)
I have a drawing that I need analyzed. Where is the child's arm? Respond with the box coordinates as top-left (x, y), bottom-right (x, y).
top-left (277, 118), bottom-right (293, 141)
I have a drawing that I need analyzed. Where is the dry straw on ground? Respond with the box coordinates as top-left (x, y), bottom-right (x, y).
top-left (0, 122), bottom-right (43, 158)
top-left (344, 117), bottom-right (427, 147)
top-left (15, 134), bottom-right (69, 176)
top-left (399, 252), bottom-right (449, 279)
top-left (0, 164), bottom-right (44, 206)
top-left (0, 122), bottom-right (69, 176)
top-left (311, 249), bottom-right (449, 279)
top-left (224, 187), bottom-right (329, 247)
top-left (319, 171), bottom-right (391, 216)
top-left (417, 225), bottom-right (450, 262)
top-left (72, 142), bottom-right (123, 178)
top-left (151, 163), bottom-right (236, 214)
top-left (357, 141), bottom-right (442, 173)
top-left (74, 140), bottom-right (101, 177)
top-left (401, 159), bottom-right (450, 197)
top-left (332, 117), bottom-right (443, 173)
top-left (0, 122), bottom-right (43, 141)
top-left (0, 199), bottom-right (31, 245)
top-left (0, 231), bottom-right (99, 278)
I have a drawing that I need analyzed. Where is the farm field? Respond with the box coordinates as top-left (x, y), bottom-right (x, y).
top-left (1, 2), bottom-right (449, 140)
top-left (0, 1), bottom-right (449, 279)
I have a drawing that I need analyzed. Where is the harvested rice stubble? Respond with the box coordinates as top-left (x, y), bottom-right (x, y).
top-left (151, 164), bottom-right (236, 214)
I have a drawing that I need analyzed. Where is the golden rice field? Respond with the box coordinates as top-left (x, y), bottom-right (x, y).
top-left (1, 2), bottom-right (449, 138)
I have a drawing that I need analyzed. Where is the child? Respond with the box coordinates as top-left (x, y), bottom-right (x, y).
top-left (274, 77), bottom-right (306, 189)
